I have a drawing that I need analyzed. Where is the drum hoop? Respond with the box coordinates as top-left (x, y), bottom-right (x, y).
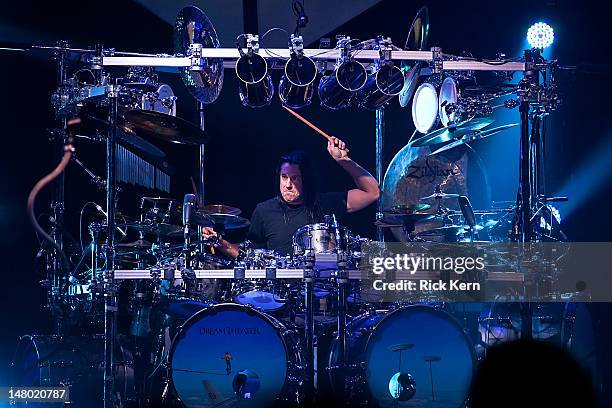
top-left (167, 302), bottom-right (297, 403)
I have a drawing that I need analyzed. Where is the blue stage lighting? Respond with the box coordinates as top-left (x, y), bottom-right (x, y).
top-left (527, 22), bottom-right (554, 49)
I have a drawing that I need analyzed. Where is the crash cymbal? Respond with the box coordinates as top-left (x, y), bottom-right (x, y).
top-left (116, 239), bottom-right (152, 249)
top-left (404, 6), bottom-right (429, 51)
top-left (174, 6), bottom-right (224, 104)
top-left (199, 213), bottom-right (250, 230)
top-left (123, 110), bottom-right (209, 145)
top-left (376, 213), bottom-right (438, 227)
top-left (420, 192), bottom-right (461, 200)
top-left (199, 204), bottom-right (242, 215)
top-left (428, 123), bottom-right (519, 156)
top-left (416, 225), bottom-right (469, 237)
top-left (398, 7), bottom-right (428, 108)
top-left (384, 203), bottom-right (432, 214)
top-left (77, 106), bottom-right (166, 159)
top-left (412, 117), bottom-right (494, 147)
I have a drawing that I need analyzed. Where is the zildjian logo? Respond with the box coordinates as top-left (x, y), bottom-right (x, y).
top-left (405, 158), bottom-right (461, 183)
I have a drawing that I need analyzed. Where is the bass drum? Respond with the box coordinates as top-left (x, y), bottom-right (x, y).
top-left (169, 303), bottom-right (304, 407)
top-left (328, 305), bottom-right (475, 408)
top-left (11, 335), bottom-right (135, 407)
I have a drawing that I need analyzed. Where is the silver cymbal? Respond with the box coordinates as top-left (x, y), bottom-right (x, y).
top-left (416, 225), bottom-right (468, 237)
top-left (200, 213), bottom-right (250, 230)
top-left (398, 6), bottom-right (429, 107)
top-left (174, 6), bottom-right (224, 104)
top-left (420, 192), bottom-right (461, 200)
top-left (199, 204), bottom-right (242, 215)
top-left (428, 123), bottom-right (519, 156)
top-left (404, 6), bottom-right (429, 51)
top-left (412, 117), bottom-right (494, 147)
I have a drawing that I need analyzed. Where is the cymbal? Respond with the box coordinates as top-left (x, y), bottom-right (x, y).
top-left (123, 110), bottom-right (209, 145)
top-left (376, 213), bottom-right (438, 228)
top-left (174, 6), bottom-right (224, 104)
top-left (404, 6), bottom-right (429, 51)
top-left (420, 192), bottom-right (461, 200)
top-left (412, 117), bottom-right (494, 147)
top-left (428, 123), bottom-right (519, 156)
top-left (416, 225), bottom-right (468, 237)
top-left (199, 204), bottom-right (242, 215)
top-left (77, 106), bottom-right (166, 159)
top-left (200, 213), bottom-right (250, 230)
top-left (384, 203), bottom-right (432, 214)
top-left (388, 343), bottom-right (415, 352)
top-left (116, 239), bottom-right (152, 249)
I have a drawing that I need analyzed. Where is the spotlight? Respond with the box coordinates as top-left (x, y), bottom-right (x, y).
top-left (235, 34), bottom-right (274, 108)
top-left (279, 34), bottom-right (317, 109)
top-left (527, 22), bottom-right (554, 50)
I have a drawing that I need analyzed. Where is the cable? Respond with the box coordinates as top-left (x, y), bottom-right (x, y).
top-left (259, 27), bottom-right (291, 59)
top-left (292, 0), bottom-right (309, 35)
top-left (27, 134), bottom-right (76, 275)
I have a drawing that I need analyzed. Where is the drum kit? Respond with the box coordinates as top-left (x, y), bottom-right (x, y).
top-left (12, 3), bottom-right (587, 408)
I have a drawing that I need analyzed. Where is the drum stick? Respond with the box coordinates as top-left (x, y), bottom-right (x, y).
top-left (282, 106), bottom-right (332, 140)
top-left (282, 106), bottom-right (349, 152)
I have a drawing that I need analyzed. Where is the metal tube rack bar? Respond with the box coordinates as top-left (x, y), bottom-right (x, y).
top-left (102, 48), bottom-right (526, 72)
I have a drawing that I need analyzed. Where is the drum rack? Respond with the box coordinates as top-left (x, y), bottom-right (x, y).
top-left (41, 34), bottom-right (554, 407)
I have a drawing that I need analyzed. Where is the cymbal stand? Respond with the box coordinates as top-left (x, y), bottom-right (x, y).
top-left (47, 40), bottom-right (70, 335)
top-left (333, 214), bottom-right (349, 400)
top-left (103, 71), bottom-right (119, 408)
top-left (303, 247), bottom-right (315, 402)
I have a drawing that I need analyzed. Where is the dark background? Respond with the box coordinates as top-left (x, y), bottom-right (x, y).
top-left (1, 0), bottom-right (611, 403)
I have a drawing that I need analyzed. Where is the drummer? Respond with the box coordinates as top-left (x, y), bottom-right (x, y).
top-left (203, 136), bottom-right (379, 257)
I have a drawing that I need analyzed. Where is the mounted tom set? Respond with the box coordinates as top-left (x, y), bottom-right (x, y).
top-left (14, 4), bottom-right (581, 408)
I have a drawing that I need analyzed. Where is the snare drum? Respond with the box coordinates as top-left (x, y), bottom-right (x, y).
top-left (169, 303), bottom-right (304, 407)
top-left (292, 223), bottom-right (353, 256)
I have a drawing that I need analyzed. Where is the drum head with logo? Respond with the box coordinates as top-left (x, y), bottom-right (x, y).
top-left (170, 304), bottom-right (294, 407)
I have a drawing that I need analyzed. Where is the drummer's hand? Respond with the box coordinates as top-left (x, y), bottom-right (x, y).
top-left (327, 136), bottom-right (349, 161)
top-left (201, 227), bottom-right (219, 242)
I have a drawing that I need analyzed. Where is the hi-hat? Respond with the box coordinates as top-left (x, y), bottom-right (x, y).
top-left (412, 117), bottom-right (494, 147)
top-left (123, 110), bottom-right (209, 145)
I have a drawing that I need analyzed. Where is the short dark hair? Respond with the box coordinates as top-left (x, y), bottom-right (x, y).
top-left (276, 150), bottom-right (319, 207)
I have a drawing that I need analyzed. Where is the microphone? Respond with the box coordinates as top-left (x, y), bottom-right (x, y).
top-left (182, 194), bottom-right (197, 226)
top-left (94, 203), bottom-right (127, 237)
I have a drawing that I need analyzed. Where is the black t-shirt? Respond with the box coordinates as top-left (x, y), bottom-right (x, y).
top-left (246, 191), bottom-right (348, 255)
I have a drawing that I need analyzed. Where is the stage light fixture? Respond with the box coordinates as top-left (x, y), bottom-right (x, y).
top-left (527, 22), bottom-right (554, 50)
